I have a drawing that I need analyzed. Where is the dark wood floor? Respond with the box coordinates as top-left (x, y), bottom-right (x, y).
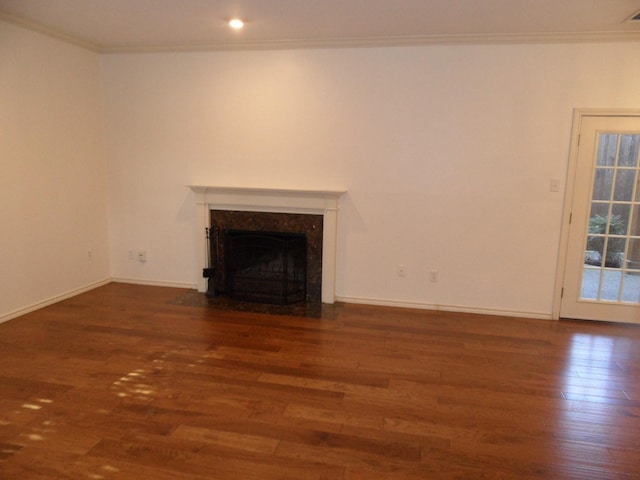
top-left (1, 283), bottom-right (639, 479)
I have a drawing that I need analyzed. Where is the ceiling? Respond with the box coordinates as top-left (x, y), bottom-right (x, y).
top-left (1, 0), bottom-right (640, 52)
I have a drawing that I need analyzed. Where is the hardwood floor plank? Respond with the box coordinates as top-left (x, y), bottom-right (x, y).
top-left (2, 283), bottom-right (640, 479)
top-left (283, 403), bottom-right (384, 430)
top-left (89, 435), bottom-right (346, 480)
top-left (171, 425), bottom-right (280, 454)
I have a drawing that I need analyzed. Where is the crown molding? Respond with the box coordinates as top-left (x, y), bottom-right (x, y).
top-left (0, 11), bottom-right (99, 52)
top-left (3, 10), bottom-right (640, 55)
top-left (99, 30), bottom-right (640, 54)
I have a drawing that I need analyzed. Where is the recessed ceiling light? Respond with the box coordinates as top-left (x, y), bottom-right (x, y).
top-left (229, 18), bottom-right (244, 30)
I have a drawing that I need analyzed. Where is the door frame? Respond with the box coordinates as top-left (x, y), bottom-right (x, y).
top-left (552, 108), bottom-right (640, 320)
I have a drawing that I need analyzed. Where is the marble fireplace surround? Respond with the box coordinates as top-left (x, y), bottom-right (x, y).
top-left (188, 186), bottom-right (346, 303)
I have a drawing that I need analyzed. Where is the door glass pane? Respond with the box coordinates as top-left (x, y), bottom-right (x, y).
top-left (618, 135), bottom-right (640, 167)
top-left (622, 274), bottom-right (640, 302)
top-left (580, 268), bottom-right (600, 299)
top-left (588, 214), bottom-right (611, 236)
top-left (592, 169), bottom-right (614, 201)
top-left (635, 179), bottom-right (640, 202)
top-left (605, 238), bottom-right (626, 268)
top-left (585, 235), bottom-right (604, 266)
top-left (610, 204), bottom-right (631, 235)
top-left (589, 202), bottom-right (608, 219)
top-left (629, 206), bottom-right (640, 236)
top-left (627, 238), bottom-right (640, 270)
top-left (597, 134), bottom-right (618, 166)
top-left (601, 270), bottom-right (622, 301)
top-left (613, 169), bottom-right (636, 201)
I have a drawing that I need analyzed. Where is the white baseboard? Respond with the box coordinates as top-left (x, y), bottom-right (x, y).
top-left (111, 277), bottom-right (197, 290)
top-left (0, 278), bottom-right (112, 325)
top-left (335, 295), bottom-right (554, 320)
top-left (0, 280), bottom-right (553, 325)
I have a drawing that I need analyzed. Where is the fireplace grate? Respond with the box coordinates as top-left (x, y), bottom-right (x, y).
top-left (225, 230), bottom-right (307, 304)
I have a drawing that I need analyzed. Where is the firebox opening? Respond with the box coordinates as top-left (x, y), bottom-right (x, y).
top-left (210, 210), bottom-right (324, 303)
top-left (225, 230), bottom-right (307, 305)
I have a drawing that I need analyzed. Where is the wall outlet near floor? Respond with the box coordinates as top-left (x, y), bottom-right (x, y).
top-left (137, 250), bottom-right (147, 262)
top-left (429, 270), bottom-right (438, 282)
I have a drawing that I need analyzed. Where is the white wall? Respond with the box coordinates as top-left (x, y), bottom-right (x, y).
top-left (100, 41), bottom-right (639, 318)
top-left (0, 20), bottom-right (110, 322)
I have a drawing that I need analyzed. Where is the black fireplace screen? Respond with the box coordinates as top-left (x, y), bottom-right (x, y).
top-left (225, 230), bottom-right (307, 304)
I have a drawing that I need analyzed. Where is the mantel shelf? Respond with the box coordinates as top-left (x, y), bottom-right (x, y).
top-left (188, 185), bottom-right (346, 198)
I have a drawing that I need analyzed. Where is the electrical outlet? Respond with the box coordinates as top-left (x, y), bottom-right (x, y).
top-left (137, 250), bottom-right (147, 262)
top-left (87, 250), bottom-right (93, 261)
top-left (397, 264), bottom-right (407, 277)
top-left (429, 270), bottom-right (438, 282)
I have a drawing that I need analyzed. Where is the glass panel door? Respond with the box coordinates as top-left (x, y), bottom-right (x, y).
top-left (561, 114), bottom-right (640, 323)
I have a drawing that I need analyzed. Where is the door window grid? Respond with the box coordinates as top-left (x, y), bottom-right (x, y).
top-left (581, 133), bottom-right (640, 303)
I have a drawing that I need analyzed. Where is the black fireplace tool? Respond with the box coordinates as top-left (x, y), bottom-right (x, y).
top-left (202, 227), bottom-right (215, 297)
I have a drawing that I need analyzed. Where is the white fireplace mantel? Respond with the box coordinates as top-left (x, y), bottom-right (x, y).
top-left (188, 186), bottom-right (346, 303)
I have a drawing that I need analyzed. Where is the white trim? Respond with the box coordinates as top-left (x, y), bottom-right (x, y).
top-left (0, 278), bottom-right (111, 324)
top-left (552, 109), bottom-right (583, 320)
top-left (100, 31), bottom-right (640, 54)
top-left (337, 295), bottom-right (553, 320)
top-left (3, 11), bottom-right (640, 55)
top-left (0, 11), bottom-right (99, 51)
top-left (0, 276), bottom-right (552, 324)
top-left (110, 277), bottom-right (196, 290)
top-left (188, 185), bottom-right (346, 304)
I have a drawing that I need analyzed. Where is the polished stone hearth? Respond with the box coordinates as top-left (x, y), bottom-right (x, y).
top-left (169, 289), bottom-right (343, 319)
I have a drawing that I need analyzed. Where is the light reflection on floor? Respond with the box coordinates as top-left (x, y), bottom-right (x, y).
top-left (556, 331), bottom-right (634, 474)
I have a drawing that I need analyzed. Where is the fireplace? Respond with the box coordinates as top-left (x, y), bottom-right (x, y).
top-left (188, 186), bottom-right (345, 304)
top-left (225, 230), bottom-right (307, 304)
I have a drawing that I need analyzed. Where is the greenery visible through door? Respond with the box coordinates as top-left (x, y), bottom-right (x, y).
top-left (586, 214), bottom-right (625, 267)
